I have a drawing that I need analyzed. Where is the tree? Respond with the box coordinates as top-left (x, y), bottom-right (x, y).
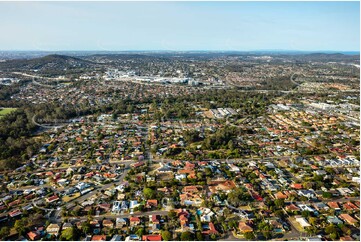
top-left (205, 168), bottom-right (212, 177)
top-left (330, 232), bottom-right (338, 240)
top-left (322, 192), bottom-right (332, 199)
top-left (180, 231), bottom-right (192, 241)
top-left (60, 227), bottom-right (78, 241)
top-left (161, 230), bottom-right (172, 241)
top-left (244, 232), bottom-right (255, 240)
top-left (81, 222), bottom-right (91, 234)
top-left (168, 210), bottom-right (177, 219)
top-left (274, 199), bottom-right (284, 208)
top-left (210, 233), bottom-right (217, 240)
top-left (135, 228), bottom-right (145, 238)
top-left (325, 224), bottom-right (337, 234)
top-left (301, 210), bottom-right (310, 218)
top-left (262, 231), bottom-right (272, 240)
top-left (308, 217), bottom-right (317, 226)
top-left (14, 219), bottom-right (26, 235)
top-left (274, 210), bottom-right (285, 219)
top-left (339, 224), bottom-right (351, 236)
top-left (0, 226), bottom-right (10, 239)
top-left (143, 187), bottom-right (155, 199)
top-left (196, 231), bottom-right (204, 241)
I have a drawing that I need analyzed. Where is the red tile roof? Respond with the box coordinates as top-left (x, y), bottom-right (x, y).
top-left (291, 184), bottom-right (303, 189)
top-left (27, 232), bottom-right (40, 241)
top-left (142, 234), bottom-right (162, 241)
top-left (130, 217), bottom-right (140, 222)
top-left (91, 235), bottom-right (107, 241)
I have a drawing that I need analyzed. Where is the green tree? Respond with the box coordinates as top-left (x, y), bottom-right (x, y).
top-left (210, 233), bottom-right (217, 240)
top-left (168, 210), bottom-right (177, 219)
top-left (0, 226), bottom-right (10, 239)
top-left (143, 187), bottom-right (156, 199)
top-left (60, 227), bottom-right (78, 241)
top-left (308, 217), bottom-right (317, 226)
top-left (161, 230), bottom-right (172, 241)
top-left (81, 222), bottom-right (91, 234)
top-left (244, 232), bottom-right (255, 240)
top-left (262, 231), bottom-right (272, 240)
top-left (330, 232), bottom-right (338, 240)
top-left (228, 140), bottom-right (235, 150)
top-left (180, 231), bottom-right (193, 241)
top-left (14, 219), bottom-right (26, 235)
top-left (135, 228), bottom-right (145, 238)
top-left (196, 231), bottom-right (204, 241)
top-left (325, 224), bottom-right (337, 234)
top-left (274, 199), bottom-right (284, 208)
top-left (322, 192), bottom-right (332, 199)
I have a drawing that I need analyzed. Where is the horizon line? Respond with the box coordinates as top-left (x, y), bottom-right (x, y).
top-left (0, 49), bottom-right (359, 53)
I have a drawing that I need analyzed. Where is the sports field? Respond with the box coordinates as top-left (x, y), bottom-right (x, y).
top-left (0, 108), bottom-right (17, 119)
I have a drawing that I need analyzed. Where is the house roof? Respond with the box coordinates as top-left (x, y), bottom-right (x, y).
top-left (103, 220), bottom-right (114, 225)
top-left (91, 235), bottom-right (107, 241)
top-left (27, 231), bottom-right (39, 240)
top-left (327, 202), bottom-right (340, 209)
top-left (47, 223), bottom-right (60, 230)
top-left (182, 185), bottom-right (200, 193)
top-left (340, 236), bottom-right (354, 241)
top-left (147, 199), bottom-right (158, 205)
top-left (286, 204), bottom-right (300, 211)
top-left (339, 214), bottom-right (357, 224)
top-left (291, 183), bottom-right (303, 189)
top-left (46, 195), bottom-right (59, 203)
top-left (129, 217), bottom-right (140, 222)
top-left (203, 222), bottom-right (218, 234)
top-left (142, 234), bottom-right (162, 241)
top-left (274, 191), bottom-right (288, 199)
top-left (238, 222), bottom-right (253, 232)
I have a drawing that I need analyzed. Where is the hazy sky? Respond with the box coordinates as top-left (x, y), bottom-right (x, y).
top-left (0, 1), bottom-right (359, 51)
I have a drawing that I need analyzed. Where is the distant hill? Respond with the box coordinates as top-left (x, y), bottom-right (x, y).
top-left (0, 54), bottom-right (99, 72)
top-left (292, 53), bottom-right (359, 63)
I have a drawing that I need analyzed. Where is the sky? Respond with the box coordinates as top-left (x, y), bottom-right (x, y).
top-left (0, 1), bottom-right (359, 51)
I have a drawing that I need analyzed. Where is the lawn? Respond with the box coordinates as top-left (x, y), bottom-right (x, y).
top-left (62, 192), bottom-right (81, 203)
top-left (288, 217), bottom-right (305, 232)
top-left (0, 107), bottom-right (17, 119)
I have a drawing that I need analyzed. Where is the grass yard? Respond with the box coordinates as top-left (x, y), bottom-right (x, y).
top-left (62, 192), bottom-right (81, 203)
top-left (156, 172), bottom-right (174, 181)
top-left (288, 217), bottom-right (305, 232)
top-left (0, 107), bottom-right (17, 119)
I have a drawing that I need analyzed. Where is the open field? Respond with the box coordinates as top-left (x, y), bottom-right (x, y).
top-left (0, 108), bottom-right (17, 119)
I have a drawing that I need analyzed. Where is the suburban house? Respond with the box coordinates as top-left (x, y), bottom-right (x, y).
top-left (338, 214), bottom-right (358, 225)
top-left (46, 194), bottom-right (59, 203)
top-left (129, 217), bottom-right (141, 226)
top-left (295, 216), bottom-right (311, 228)
top-left (202, 222), bottom-right (219, 235)
top-left (327, 216), bottom-right (344, 225)
top-left (142, 234), bottom-right (162, 241)
top-left (238, 221), bottom-right (253, 233)
top-left (116, 218), bottom-right (128, 228)
top-left (146, 200), bottom-right (158, 209)
top-left (102, 219), bottom-right (114, 229)
top-left (46, 223), bottom-right (61, 236)
top-left (91, 235), bottom-right (107, 241)
top-left (27, 231), bottom-right (40, 241)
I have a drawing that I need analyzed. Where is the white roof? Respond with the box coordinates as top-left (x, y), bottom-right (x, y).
top-left (296, 217), bottom-right (311, 227)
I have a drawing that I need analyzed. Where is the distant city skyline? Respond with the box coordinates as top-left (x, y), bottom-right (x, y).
top-left (0, 1), bottom-right (359, 51)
